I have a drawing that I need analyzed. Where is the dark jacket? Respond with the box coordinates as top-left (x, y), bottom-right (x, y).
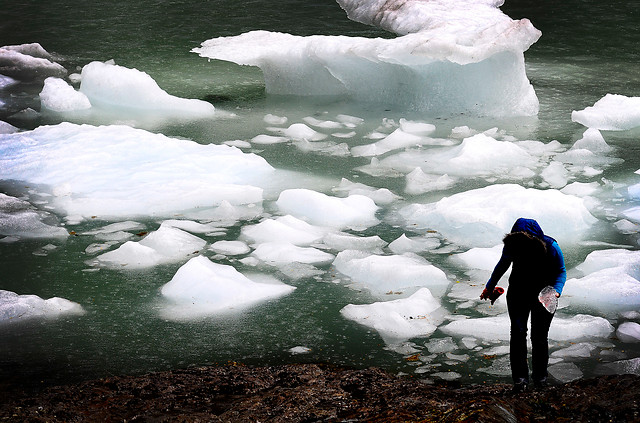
top-left (485, 218), bottom-right (566, 296)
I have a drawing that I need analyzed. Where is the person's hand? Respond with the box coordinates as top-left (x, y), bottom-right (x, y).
top-left (480, 288), bottom-right (490, 301)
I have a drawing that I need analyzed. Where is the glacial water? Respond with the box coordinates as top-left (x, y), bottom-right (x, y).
top-left (1, 0), bottom-right (640, 391)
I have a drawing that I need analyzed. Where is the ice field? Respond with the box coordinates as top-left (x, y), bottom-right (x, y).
top-left (1, 0), bottom-right (640, 388)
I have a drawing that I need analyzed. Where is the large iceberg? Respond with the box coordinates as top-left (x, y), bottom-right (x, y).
top-left (193, 0), bottom-right (540, 116)
top-left (0, 123), bottom-right (273, 220)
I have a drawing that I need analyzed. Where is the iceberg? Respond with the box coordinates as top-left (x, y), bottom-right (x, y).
top-left (0, 43), bottom-right (66, 80)
top-left (40, 77), bottom-right (91, 112)
top-left (572, 94), bottom-right (640, 131)
top-left (0, 123), bottom-right (273, 220)
top-left (78, 61), bottom-right (215, 118)
top-left (399, 184), bottom-right (597, 248)
top-left (340, 288), bottom-right (446, 343)
top-left (193, 0), bottom-right (540, 116)
top-left (160, 255), bottom-right (295, 319)
top-left (562, 249), bottom-right (640, 312)
top-left (0, 289), bottom-right (84, 323)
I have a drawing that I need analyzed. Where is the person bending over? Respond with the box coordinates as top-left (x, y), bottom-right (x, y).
top-left (480, 217), bottom-right (566, 392)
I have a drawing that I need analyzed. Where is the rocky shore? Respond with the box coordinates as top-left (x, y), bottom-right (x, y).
top-left (1, 363), bottom-right (639, 422)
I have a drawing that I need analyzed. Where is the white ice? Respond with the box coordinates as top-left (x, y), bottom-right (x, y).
top-left (548, 362), bottom-right (582, 383)
top-left (321, 232), bottom-right (387, 253)
top-left (340, 288), bottom-right (446, 343)
top-left (241, 215), bottom-right (328, 246)
top-left (388, 233), bottom-right (441, 254)
top-left (78, 61), bottom-right (215, 119)
top-left (332, 178), bottom-right (400, 205)
top-left (441, 313), bottom-right (614, 342)
top-left (91, 225), bottom-right (206, 269)
top-left (251, 242), bottom-right (334, 265)
top-left (209, 240), bottom-right (251, 256)
top-left (405, 168), bottom-right (456, 195)
top-left (0, 43), bottom-right (66, 80)
top-left (276, 189), bottom-right (379, 230)
top-left (0, 123), bottom-right (273, 220)
top-left (400, 184), bottom-right (597, 248)
top-left (0, 193), bottom-right (68, 239)
top-left (572, 94), bottom-right (640, 131)
top-left (193, 0), bottom-right (540, 116)
top-left (617, 322), bottom-right (640, 343)
top-left (332, 250), bottom-right (450, 296)
top-left (159, 255), bottom-right (295, 319)
top-left (39, 77), bottom-right (91, 112)
top-left (562, 249), bottom-right (640, 312)
top-left (0, 289), bottom-right (84, 323)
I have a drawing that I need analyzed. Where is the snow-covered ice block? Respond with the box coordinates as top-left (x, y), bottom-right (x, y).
top-left (252, 242), bottom-right (334, 265)
top-left (571, 128), bottom-right (613, 153)
top-left (562, 249), bottom-right (640, 312)
top-left (193, 0), bottom-right (541, 119)
top-left (405, 168), bottom-right (456, 195)
top-left (340, 288), bottom-right (446, 343)
top-left (209, 240), bottom-right (250, 256)
top-left (0, 193), bottom-right (68, 239)
top-left (351, 128), bottom-right (425, 157)
top-left (400, 184), bottom-right (597, 248)
top-left (333, 250), bottom-right (450, 296)
top-left (0, 289), bottom-right (84, 323)
top-left (92, 226), bottom-right (205, 269)
top-left (451, 245), bottom-right (503, 272)
top-left (39, 77), bottom-right (91, 112)
top-left (241, 215), bottom-right (327, 246)
top-left (0, 43), bottom-right (66, 80)
top-left (322, 232), bottom-right (387, 252)
top-left (276, 189), bottom-right (379, 230)
top-left (160, 255), bottom-right (295, 319)
top-left (332, 178), bottom-right (400, 205)
top-left (617, 322), bottom-right (640, 343)
top-left (572, 94), bottom-right (640, 131)
top-left (388, 234), bottom-right (440, 254)
top-left (79, 61), bottom-right (215, 118)
top-left (0, 123), bottom-right (272, 219)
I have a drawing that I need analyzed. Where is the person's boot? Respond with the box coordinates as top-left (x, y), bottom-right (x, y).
top-left (512, 378), bottom-right (529, 393)
top-left (533, 377), bottom-right (548, 389)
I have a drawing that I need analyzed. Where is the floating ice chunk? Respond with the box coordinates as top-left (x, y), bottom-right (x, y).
top-left (289, 346), bottom-right (312, 354)
top-left (83, 221), bottom-right (145, 236)
top-left (193, 25), bottom-right (539, 117)
top-left (617, 322), bottom-right (640, 343)
top-left (562, 249), bottom-right (640, 312)
top-left (336, 114), bottom-right (364, 127)
top-left (0, 123), bottom-right (272, 219)
top-left (548, 362), bottom-right (582, 383)
top-left (159, 219), bottom-right (222, 235)
top-left (381, 133), bottom-right (538, 179)
top-left (252, 242), bottom-right (334, 265)
top-left (425, 336), bottom-right (458, 354)
top-left (442, 313), bottom-right (613, 341)
top-left (39, 77), bottom-right (91, 112)
top-left (263, 114), bottom-right (288, 125)
top-left (332, 178), bottom-right (400, 205)
top-left (389, 234), bottom-right (440, 254)
top-left (333, 250), bottom-right (450, 296)
top-left (340, 288), bottom-right (446, 343)
top-left (0, 289), bottom-right (84, 323)
top-left (242, 215), bottom-right (327, 246)
top-left (351, 128), bottom-right (425, 157)
top-left (209, 240), bottom-right (250, 256)
top-left (0, 193), bottom-right (68, 239)
top-left (541, 161), bottom-right (569, 189)
top-left (551, 342), bottom-right (596, 358)
top-left (251, 134), bottom-right (288, 145)
top-left (160, 255), bottom-right (295, 319)
top-left (451, 245), bottom-right (503, 272)
top-left (270, 123), bottom-right (327, 141)
top-left (0, 74), bottom-right (18, 89)
top-left (0, 43), bottom-right (66, 80)
top-left (597, 357), bottom-right (640, 376)
top-left (400, 184), bottom-right (596, 248)
top-left (405, 168), bottom-right (456, 195)
top-left (276, 189), bottom-right (379, 230)
top-left (322, 232), bottom-right (387, 252)
top-left (572, 128), bottom-right (613, 153)
top-left (399, 119), bottom-right (436, 136)
top-left (303, 116), bottom-right (343, 129)
top-left (92, 226), bottom-right (205, 269)
top-left (614, 219), bottom-right (640, 234)
top-left (561, 182), bottom-right (600, 198)
top-left (79, 61), bottom-right (215, 118)
top-left (572, 94), bottom-right (640, 131)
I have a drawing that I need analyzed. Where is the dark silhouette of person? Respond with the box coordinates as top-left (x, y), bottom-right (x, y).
top-left (480, 218), bottom-right (566, 391)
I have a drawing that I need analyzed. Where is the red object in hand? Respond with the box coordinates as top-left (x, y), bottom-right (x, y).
top-left (480, 287), bottom-right (504, 305)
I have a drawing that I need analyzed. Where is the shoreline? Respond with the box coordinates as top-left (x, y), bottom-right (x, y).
top-left (1, 363), bottom-right (639, 422)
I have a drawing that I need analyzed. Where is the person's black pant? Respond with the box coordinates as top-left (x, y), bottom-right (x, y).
top-left (507, 290), bottom-right (554, 384)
